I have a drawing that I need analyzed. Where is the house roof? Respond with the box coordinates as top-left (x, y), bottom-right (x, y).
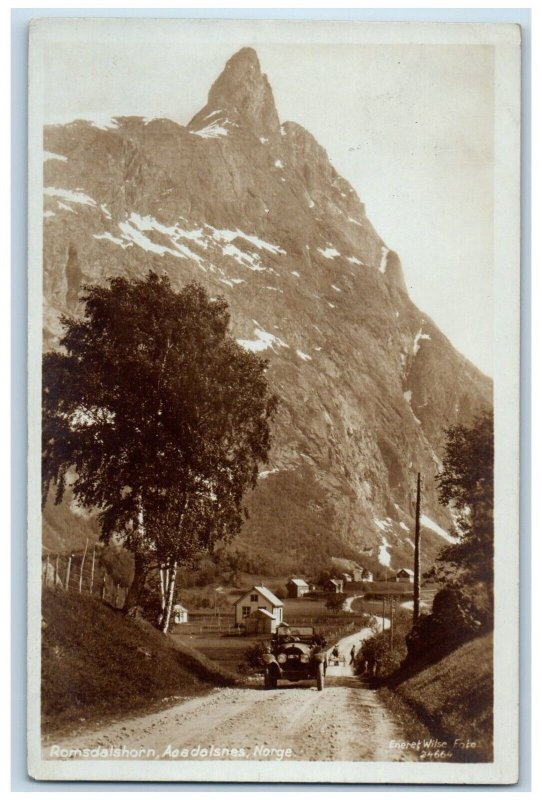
top-left (233, 585), bottom-right (284, 607)
top-left (397, 568), bottom-right (415, 576)
top-left (327, 578), bottom-right (342, 587)
top-left (173, 603), bottom-right (188, 611)
top-left (288, 577), bottom-right (309, 587)
top-left (250, 608), bottom-right (275, 619)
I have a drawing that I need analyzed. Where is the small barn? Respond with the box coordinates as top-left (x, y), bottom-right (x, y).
top-left (341, 572), bottom-right (353, 583)
top-left (233, 585), bottom-right (284, 628)
top-left (324, 578), bottom-right (344, 593)
top-left (172, 603), bottom-right (189, 624)
top-left (245, 608), bottom-right (281, 634)
top-left (286, 577), bottom-right (310, 598)
top-left (395, 568), bottom-right (415, 583)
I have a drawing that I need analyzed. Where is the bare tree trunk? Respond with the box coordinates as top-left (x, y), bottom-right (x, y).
top-left (123, 550), bottom-right (147, 612)
top-left (89, 547), bottom-right (96, 595)
top-left (161, 561), bottom-right (177, 633)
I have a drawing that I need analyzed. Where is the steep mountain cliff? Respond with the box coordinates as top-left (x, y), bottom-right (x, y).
top-left (42, 48), bottom-right (492, 575)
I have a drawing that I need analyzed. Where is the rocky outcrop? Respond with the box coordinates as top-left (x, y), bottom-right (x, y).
top-left (42, 48), bottom-right (492, 574)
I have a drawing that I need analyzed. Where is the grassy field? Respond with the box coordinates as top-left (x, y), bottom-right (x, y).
top-left (389, 633), bottom-right (493, 762)
top-left (41, 589), bottom-right (237, 735)
top-left (172, 630), bottom-right (267, 674)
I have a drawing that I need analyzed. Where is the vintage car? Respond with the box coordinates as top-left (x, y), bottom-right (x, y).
top-left (262, 624), bottom-right (328, 690)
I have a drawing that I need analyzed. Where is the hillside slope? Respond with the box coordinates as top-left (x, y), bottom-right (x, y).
top-left (42, 47), bottom-right (492, 573)
top-left (389, 633), bottom-right (493, 762)
top-left (41, 589), bottom-right (236, 734)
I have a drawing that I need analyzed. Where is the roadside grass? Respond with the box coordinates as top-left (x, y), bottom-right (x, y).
top-left (387, 633), bottom-right (493, 762)
top-left (41, 589), bottom-right (237, 735)
top-left (173, 631), bottom-right (268, 674)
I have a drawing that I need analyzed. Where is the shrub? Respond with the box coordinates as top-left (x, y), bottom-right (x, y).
top-left (405, 582), bottom-right (491, 667)
top-left (238, 641), bottom-right (270, 675)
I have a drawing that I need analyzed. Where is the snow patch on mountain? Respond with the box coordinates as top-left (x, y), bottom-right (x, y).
top-left (378, 537), bottom-right (391, 567)
top-left (191, 121), bottom-right (229, 138)
top-left (116, 214), bottom-right (205, 265)
top-left (420, 514), bottom-right (455, 543)
top-left (210, 228), bottom-right (286, 256)
top-left (296, 350), bottom-right (312, 362)
top-left (44, 187), bottom-right (96, 207)
top-left (413, 328), bottom-right (432, 356)
top-left (374, 518), bottom-right (393, 532)
top-left (347, 256), bottom-right (363, 265)
top-left (403, 390), bottom-right (412, 403)
top-left (274, 159), bottom-right (284, 169)
top-left (331, 284), bottom-right (342, 293)
top-left (237, 327), bottom-right (288, 354)
top-left (379, 246), bottom-right (389, 274)
top-left (88, 115), bottom-right (120, 130)
top-left (399, 522), bottom-right (409, 532)
top-left (318, 246), bottom-right (340, 259)
top-left (44, 151), bottom-right (67, 162)
top-left (94, 232), bottom-right (127, 247)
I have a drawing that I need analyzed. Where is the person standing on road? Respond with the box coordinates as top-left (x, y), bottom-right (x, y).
top-left (350, 645), bottom-right (356, 665)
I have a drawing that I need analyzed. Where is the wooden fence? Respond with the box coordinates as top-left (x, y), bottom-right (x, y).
top-left (42, 547), bottom-right (127, 609)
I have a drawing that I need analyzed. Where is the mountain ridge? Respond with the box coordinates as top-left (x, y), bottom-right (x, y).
top-left (42, 47), bottom-right (492, 575)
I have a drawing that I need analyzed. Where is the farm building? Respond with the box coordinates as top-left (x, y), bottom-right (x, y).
top-left (324, 578), bottom-right (344, 593)
top-left (395, 568), bottom-right (415, 583)
top-left (286, 577), bottom-right (310, 598)
top-left (233, 585), bottom-right (284, 628)
top-left (341, 572), bottom-right (353, 583)
top-left (172, 603), bottom-right (189, 624)
top-left (244, 608), bottom-right (280, 634)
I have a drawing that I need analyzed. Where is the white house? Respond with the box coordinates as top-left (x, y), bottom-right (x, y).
top-left (172, 603), bottom-right (189, 624)
top-left (233, 585), bottom-right (284, 629)
top-left (395, 568), bottom-right (415, 583)
top-left (286, 577), bottom-right (310, 598)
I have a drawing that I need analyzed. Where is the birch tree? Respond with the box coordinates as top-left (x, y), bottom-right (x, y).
top-left (42, 273), bottom-right (277, 625)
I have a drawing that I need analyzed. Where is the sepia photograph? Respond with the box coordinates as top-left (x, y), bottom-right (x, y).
top-left (27, 17), bottom-right (520, 783)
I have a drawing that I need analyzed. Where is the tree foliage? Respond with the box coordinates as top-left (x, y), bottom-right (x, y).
top-left (405, 410), bottom-right (494, 666)
top-left (434, 409), bottom-right (494, 584)
top-left (325, 592), bottom-right (347, 613)
top-left (42, 273), bottom-right (277, 602)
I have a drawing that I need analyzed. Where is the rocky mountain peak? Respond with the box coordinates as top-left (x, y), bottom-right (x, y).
top-left (42, 46), bottom-right (492, 576)
top-left (188, 47), bottom-right (281, 138)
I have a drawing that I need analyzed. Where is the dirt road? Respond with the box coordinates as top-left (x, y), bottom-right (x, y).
top-left (43, 626), bottom-right (414, 763)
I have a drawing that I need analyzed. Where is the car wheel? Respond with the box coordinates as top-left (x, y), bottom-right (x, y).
top-left (317, 662), bottom-right (325, 691)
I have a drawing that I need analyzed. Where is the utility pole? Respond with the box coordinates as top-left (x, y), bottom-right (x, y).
top-left (413, 472), bottom-right (422, 623)
top-left (390, 595), bottom-right (395, 653)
